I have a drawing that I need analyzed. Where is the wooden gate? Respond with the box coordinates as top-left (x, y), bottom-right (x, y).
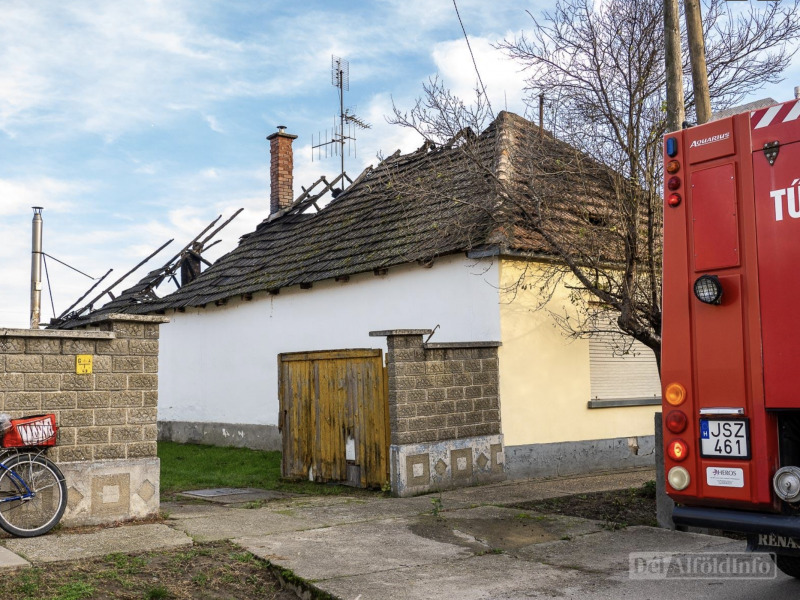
top-left (278, 349), bottom-right (389, 488)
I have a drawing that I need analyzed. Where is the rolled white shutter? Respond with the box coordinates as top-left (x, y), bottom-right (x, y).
top-left (589, 332), bottom-right (661, 400)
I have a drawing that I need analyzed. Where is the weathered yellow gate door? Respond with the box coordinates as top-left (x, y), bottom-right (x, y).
top-left (278, 349), bottom-right (389, 488)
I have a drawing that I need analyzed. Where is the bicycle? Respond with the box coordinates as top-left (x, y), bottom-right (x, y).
top-left (0, 414), bottom-right (67, 537)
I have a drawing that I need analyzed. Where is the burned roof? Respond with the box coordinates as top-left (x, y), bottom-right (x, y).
top-left (60, 111), bottom-right (622, 324)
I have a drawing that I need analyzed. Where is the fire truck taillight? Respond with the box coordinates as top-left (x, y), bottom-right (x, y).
top-left (667, 176), bottom-right (681, 191)
top-left (668, 466), bottom-right (690, 491)
top-left (667, 193), bottom-right (681, 207)
top-left (664, 382), bottom-right (687, 406)
top-left (665, 410), bottom-right (688, 434)
top-left (666, 160), bottom-right (680, 174)
top-left (667, 439), bottom-right (689, 461)
top-left (773, 467), bottom-right (800, 503)
top-left (694, 275), bottom-right (723, 305)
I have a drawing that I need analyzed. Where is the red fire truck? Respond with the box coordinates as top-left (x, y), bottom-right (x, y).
top-left (661, 91), bottom-right (800, 576)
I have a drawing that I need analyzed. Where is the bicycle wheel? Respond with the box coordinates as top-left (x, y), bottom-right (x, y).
top-left (0, 453), bottom-right (67, 537)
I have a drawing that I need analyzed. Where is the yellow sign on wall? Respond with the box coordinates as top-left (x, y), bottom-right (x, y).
top-left (76, 355), bottom-right (93, 374)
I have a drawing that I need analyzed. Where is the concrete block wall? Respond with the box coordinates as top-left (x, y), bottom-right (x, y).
top-left (371, 330), bottom-right (505, 496)
top-left (387, 336), bottom-right (501, 445)
top-left (0, 314), bottom-right (167, 526)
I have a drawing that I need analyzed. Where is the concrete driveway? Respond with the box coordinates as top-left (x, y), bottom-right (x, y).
top-left (3, 469), bottom-right (798, 599)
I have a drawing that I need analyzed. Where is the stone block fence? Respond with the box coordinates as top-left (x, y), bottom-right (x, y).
top-left (370, 330), bottom-right (505, 496)
top-left (0, 314), bottom-right (168, 526)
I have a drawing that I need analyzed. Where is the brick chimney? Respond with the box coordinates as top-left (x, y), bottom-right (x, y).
top-left (267, 125), bottom-right (298, 214)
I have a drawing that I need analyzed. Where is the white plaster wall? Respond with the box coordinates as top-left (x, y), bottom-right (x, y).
top-left (157, 254), bottom-right (500, 426)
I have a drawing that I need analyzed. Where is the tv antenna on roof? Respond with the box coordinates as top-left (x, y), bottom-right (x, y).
top-left (312, 55), bottom-right (371, 179)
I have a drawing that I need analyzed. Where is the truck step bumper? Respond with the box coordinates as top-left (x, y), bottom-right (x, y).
top-left (673, 505), bottom-right (800, 537)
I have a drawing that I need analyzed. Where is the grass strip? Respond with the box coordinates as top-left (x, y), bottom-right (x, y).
top-left (158, 441), bottom-right (369, 500)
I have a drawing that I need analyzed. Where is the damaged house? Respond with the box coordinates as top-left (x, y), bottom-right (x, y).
top-left (61, 112), bottom-right (661, 493)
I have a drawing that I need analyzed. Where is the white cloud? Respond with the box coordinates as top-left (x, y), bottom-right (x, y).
top-left (0, 1), bottom-right (539, 142)
top-left (204, 115), bottom-right (225, 133)
top-left (133, 164), bottom-right (160, 176)
top-left (431, 37), bottom-right (527, 117)
top-left (0, 1), bottom-right (292, 140)
top-left (358, 93), bottom-right (427, 159)
top-left (0, 178), bottom-right (91, 216)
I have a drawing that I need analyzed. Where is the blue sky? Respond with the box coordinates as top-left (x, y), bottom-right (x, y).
top-left (1, 0), bottom-right (798, 327)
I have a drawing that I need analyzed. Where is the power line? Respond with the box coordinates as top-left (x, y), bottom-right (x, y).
top-left (452, 0), bottom-right (494, 117)
top-left (36, 252), bottom-right (97, 323)
top-left (41, 252), bottom-right (95, 280)
top-left (42, 254), bottom-right (56, 320)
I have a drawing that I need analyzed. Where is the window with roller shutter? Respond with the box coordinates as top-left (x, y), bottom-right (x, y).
top-left (588, 331), bottom-right (661, 408)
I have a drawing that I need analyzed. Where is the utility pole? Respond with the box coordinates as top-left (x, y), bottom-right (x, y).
top-left (684, 0), bottom-right (712, 124)
top-left (664, 0), bottom-right (685, 132)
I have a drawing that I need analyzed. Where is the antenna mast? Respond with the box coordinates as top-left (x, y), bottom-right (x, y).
top-left (312, 56), bottom-right (370, 180)
top-left (335, 55), bottom-right (346, 177)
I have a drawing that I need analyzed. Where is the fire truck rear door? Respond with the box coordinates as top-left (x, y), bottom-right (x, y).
top-left (752, 99), bottom-right (800, 409)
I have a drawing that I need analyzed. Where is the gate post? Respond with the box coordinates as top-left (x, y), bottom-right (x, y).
top-left (370, 329), bottom-right (504, 497)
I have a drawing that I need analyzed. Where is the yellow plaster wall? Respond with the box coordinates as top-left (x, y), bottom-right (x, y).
top-left (498, 259), bottom-right (660, 447)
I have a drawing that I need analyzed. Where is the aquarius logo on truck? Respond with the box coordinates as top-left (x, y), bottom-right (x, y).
top-left (689, 132), bottom-right (730, 148)
top-left (771, 178), bottom-right (800, 221)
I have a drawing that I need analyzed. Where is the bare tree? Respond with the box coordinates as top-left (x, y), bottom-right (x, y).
top-left (391, 0), bottom-right (800, 369)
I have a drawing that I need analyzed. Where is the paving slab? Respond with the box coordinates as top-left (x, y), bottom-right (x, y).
top-left (515, 525), bottom-right (737, 573)
top-left (604, 565), bottom-right (795, 600)
top-left (3, 524), bottom-right (191, 563)
top-left (264, 495), bottom-right (433, 525)
top-left (277, 493), bottom-right (435, 512)
top-left (0, 545), bottom-right (29, 570)
top-left (169, 493), bottom-right (438, 542)
top-left (436, 468), bottom-right (655, 507)
top-left (169, 505), bottom-right (318, 542)
top-left (179, 487), bottom-right (293, 504)
top-left (544, 470), bottom-right (656, 495)
top-left (318, 553), bottom-right (608, 600)
top-left (161, 501), bottom-right (228, 519)
top-left (441, 505), bottom-right (604, 547)
top-left (237, 517), bottom-right (473, 580)
top-left (400, 505), bottom-right (604, 553)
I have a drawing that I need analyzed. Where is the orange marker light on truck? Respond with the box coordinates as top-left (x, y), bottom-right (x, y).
top-left (666, 160), bottom-right (681, 174)
top-left (664, 382), bottom-right (687, 406)
top-left (667, 439), bottom-right (689, 461)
